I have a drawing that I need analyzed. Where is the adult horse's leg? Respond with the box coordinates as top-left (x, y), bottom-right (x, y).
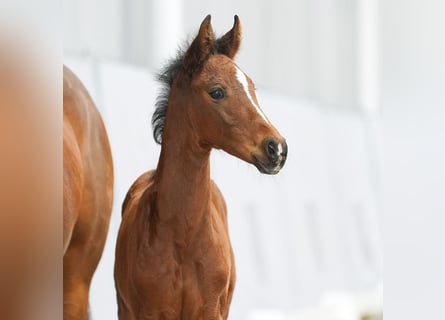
top-left (63, 215), bottom-right (110, 320)
top-left (63, 66), bottom-right (113, 320)
top-left (63, 100), bottom-right (113, 319)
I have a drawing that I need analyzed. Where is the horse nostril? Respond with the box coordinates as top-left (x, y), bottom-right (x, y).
top-left (268, 143), bottom-right (276, 155)
top-left (266, 140), bottom-right (279, 161)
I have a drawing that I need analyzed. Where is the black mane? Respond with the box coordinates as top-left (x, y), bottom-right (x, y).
top-left (151, 49), bottom-right (185, 145)
top-left (151, 38), bottom-right (228, 144)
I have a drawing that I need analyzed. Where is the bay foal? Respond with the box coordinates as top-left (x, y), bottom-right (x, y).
top-left (64, 66), bottom-right (114, 320)
top-left (115, 15), bottom-right (287, 319)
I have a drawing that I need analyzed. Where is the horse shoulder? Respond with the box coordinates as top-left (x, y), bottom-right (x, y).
top-left (118, 170), bottom-right (158, 256)
top-left (116, 170), bottom-right (157, 297)
top-left (122, 170), bottom-right (156, 216)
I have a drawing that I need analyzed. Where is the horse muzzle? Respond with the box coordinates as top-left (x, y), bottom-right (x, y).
top-left (252, 138), bottom-right (287, 175)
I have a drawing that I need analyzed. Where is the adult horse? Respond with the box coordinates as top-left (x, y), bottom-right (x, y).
top-left (115, 15), bottom-right (287, 319)
top-left (64, 66), bottom-right (114, 320)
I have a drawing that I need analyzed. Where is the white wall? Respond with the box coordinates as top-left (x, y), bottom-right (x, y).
top-left (64, 0), bottom-right (377, 113)
top-left (380, 1), bottom-right (445, 319)
top-left (64, 0), bottom-right (123, 59)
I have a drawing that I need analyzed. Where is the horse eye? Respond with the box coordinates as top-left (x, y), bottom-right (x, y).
top-left (208, 88), bottom-right (226, 100)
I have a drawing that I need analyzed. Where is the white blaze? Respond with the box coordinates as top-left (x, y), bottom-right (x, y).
top-left (235, 66), bottom-right (270, 124)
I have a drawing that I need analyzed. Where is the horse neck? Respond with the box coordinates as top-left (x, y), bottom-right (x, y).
top-left (154, 98), bottom-right (212, 229)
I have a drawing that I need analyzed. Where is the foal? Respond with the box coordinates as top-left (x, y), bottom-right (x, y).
top-left (114, 15), bottom-right (287, 319)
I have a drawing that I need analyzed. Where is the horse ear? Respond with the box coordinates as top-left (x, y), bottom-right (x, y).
top-left (215, 15), bottom-right (242, 59)
top-left (183, 15), bottom-right (215, 76)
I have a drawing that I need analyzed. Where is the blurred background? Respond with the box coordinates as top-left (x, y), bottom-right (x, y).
top-left (63, 0), bottom-right (444, 319)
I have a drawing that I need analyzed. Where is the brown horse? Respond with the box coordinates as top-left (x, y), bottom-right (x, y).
top-left (63, 66), bottom-right (114, 320)
top-left (114, 15), bottom-right (287, 319)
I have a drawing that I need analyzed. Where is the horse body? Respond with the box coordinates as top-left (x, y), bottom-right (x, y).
top-left (63, 66), bottom-right (114, 320)
top-left (116, 168), bottom-right (235, 319)
top-left (115, 16), bottom-right (287, 319)
top-left (116, 127), bottom-right (235, 319)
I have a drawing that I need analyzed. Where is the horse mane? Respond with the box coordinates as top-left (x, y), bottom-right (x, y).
top-left (152, 49), bottom-right (184, 145)
top-left (151, 38), bottom-right (229, 144)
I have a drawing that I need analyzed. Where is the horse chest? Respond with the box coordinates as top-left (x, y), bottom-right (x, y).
top-left (180, 244), bottom-right (234, 318)
top-left (132, 220), bottom-right (234, 318)
top-left (145, 222), bottom-right (233, 291)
